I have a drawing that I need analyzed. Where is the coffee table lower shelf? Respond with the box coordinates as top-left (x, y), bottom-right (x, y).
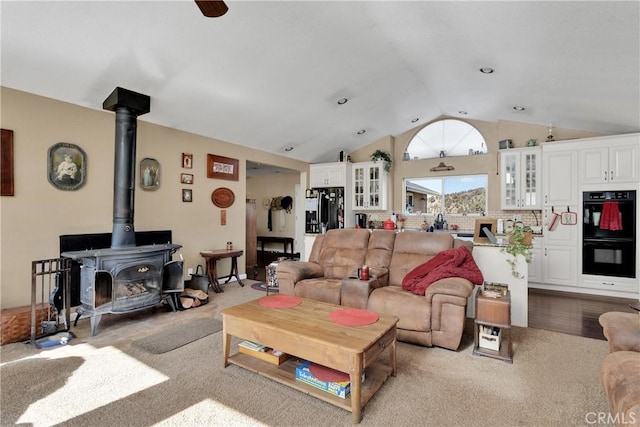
top-left (227, 352), bottom-right (393, 412)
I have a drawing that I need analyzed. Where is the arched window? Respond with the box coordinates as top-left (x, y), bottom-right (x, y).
top-left (405, 119), bottom-right (486, 160)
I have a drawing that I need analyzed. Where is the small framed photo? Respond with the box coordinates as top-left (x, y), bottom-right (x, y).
top-left (473, 219), bottom-right (497, 243)
top-left (182, 188), bottom-right (192, 202)
top-left (182, 153), bottom-right (193, 169)
top-left (180, 173), bottom-right (194, 184)
top-left (140, 157), bottom-right (161, 191)
top-left (48, 142), bottom-right (86, 191)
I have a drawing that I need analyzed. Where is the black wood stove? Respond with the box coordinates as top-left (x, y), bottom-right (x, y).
top-left (62, 88), bottom-right (182, 336)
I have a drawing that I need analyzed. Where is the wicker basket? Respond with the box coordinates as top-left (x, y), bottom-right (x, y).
top-left (1, 304), bottom-right (51, 345)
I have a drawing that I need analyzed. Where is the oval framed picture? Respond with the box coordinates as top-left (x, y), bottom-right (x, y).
top-left (211, 187), bottom-right (235, 208)
top-left (140, 158), bottom-right (161, 191)
top-left (48, 142), bottom-right (86, 191)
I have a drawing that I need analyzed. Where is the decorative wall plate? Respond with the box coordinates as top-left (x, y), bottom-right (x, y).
top-left (211, 187), bottom-right (235, 208)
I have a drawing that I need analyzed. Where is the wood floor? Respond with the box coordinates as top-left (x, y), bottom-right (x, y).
top-left (528, 288), bottom-right (637, 340)
top-left (253, 251), bottom-right (638, 341)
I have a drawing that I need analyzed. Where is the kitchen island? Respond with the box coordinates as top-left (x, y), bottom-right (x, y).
top-left (470, 240), bottom-right (528, 327)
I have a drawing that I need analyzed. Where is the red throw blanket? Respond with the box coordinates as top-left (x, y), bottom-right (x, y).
top-left (402, 245), bottom-right (484, 296)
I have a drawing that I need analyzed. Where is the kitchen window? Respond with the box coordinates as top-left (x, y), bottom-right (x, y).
top-left (404, 175), bottom-right (488, 215)
top-left (405, 119), bottom-right (486, 159)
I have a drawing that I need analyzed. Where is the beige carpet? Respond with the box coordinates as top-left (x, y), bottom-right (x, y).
top-left (0, 280), bottom-right (611, 426)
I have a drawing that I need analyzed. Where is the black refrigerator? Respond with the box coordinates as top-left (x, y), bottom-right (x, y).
top-left (305, 187), bottom-right (345, 233)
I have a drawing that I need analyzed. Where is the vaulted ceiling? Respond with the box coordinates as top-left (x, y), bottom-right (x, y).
top-left (2, 1), bottom-right (639, 164)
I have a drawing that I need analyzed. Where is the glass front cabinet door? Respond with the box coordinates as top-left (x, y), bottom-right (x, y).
top-left (352, 162), bottom-right (387, 211)
top-left (500, 147), bottom-right (541, 210)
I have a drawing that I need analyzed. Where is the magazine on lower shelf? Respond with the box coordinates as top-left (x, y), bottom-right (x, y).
top-left (482, 282), bottom-right (509, 298)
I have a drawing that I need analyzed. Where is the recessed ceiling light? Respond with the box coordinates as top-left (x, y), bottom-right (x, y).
top-left (337, 98), bottom-right (348, 105)
top-left (411, 118), bottom-right (420, 123)
top-left (513, 106), bottom-right (525, 111)
top-left (479, 67), bottom-right (495, 74)
top-left (458, 111), bottom-right (468, 115)
top-left (357, 129), bottom-right (366, 135)
top-left (284, 146), bottom-right (294, 151)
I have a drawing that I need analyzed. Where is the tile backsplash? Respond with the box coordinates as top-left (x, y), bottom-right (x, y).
top-left (360, 210), bottom-right (543, 232)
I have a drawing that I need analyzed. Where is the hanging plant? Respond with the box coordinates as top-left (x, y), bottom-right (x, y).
top-left (501, 224), bottom-right (533, 278)
top-left (370, 150), bottom-right (392, 173)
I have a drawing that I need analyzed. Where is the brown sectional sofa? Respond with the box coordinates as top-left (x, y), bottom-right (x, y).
top-left (599, 311), bottom-right (640, 426)
top-left (276, 229), bottom-right (478, 350)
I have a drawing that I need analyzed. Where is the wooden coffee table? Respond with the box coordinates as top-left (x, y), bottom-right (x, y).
top-left (221, 297), bottom-right (398, 423)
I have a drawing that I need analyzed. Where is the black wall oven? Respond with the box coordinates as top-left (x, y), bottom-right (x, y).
top-left (582, 190), bottom-right (636, 278)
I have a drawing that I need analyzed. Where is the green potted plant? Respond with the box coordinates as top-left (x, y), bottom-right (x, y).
top-left (370, 150), bottom-right (392, 173)
top-left (502, 224), bottom-right (533, 278)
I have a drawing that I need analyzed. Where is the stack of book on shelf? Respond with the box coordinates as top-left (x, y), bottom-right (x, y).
top-left (295, 361), bottom-right (364, 399)
top-left (237, 340), bottom-right (289, 365)
top-left (482, 281), bottom-right (508, 298)
top-left (478, 325), bottom-right (502, 351)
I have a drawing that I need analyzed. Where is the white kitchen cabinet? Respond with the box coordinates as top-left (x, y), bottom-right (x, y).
top-left (352, 161), bottom-right (387, 210)
top-left (580, 275), bottom-right (638, 294)
top-left (579, 136), bottom-right (639, 184)
top-left (542, 205), bottom-right (579, 246)
top-left (542, 244), bottom-right (578, 286)
top-left (500, 147), bottom-right (541, 210)
top-left (542, 142), bottom-right (579, 207)
top-left (309, 162), bottom-right (349, 188)
top-left (528, 238), bottom-right (542, 284)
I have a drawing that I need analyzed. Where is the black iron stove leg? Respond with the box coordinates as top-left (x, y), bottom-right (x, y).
top-left (73, 307), bottom-right (84, 327)
top-left (90, 313), bottom-right (102, 337)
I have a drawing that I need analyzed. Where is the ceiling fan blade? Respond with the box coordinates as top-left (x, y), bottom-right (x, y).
top-left (195, 0), bottom-right (229, 18)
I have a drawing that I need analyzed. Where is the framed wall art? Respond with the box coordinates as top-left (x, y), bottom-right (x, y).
top-left (182, 189), bottom-right (193, 202)
top-left (182, 153), bottom-right (193, 169)
top-left (207, 154), bottom-right (238, 181)
top-left (1, 129), bottom-right (14, 196)
top-left (140, 157), bottom-right (161, 191)
top-left (48, 142), bottom-right (86, 191)
top-left (180, 173), bottom-right (194, 184)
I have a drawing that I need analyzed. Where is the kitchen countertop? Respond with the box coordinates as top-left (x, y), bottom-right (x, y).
top-left (308, 229), bottom-right (542, 245)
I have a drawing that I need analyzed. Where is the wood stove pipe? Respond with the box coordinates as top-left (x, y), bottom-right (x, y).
top-left (102, 87), bottom-right (150, 249)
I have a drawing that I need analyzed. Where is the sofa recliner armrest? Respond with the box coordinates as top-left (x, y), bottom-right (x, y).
top-left (423, 277), bottom-right (475, 303)
top-left (341, 273), bottom-right (388, 309)
top-left (276, 261), bottom-right (324, 295)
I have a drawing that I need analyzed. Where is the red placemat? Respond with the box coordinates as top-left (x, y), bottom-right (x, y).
top-left (309, 362), bottom-right (349, 383)
top-left (329, 308), bottom-right (379, 326)
top-left (258, 295), bottom-right (302, 308)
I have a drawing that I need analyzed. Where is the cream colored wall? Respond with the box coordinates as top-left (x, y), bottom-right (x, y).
top-left (246, 172), bottom-right (299, 250)
top-left (0, 87), bottom-right (307, 309)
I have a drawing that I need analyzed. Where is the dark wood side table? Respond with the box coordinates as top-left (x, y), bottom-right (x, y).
top-left (473, 289), bottom-right (513, 363)
top-left (257, 236), bottom-right (294, 256)
top-left (200, 249), bottom-right (244, 293)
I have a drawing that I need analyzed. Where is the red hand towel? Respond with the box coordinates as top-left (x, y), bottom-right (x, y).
top-left (600, 202), bottom-right (622, 231)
